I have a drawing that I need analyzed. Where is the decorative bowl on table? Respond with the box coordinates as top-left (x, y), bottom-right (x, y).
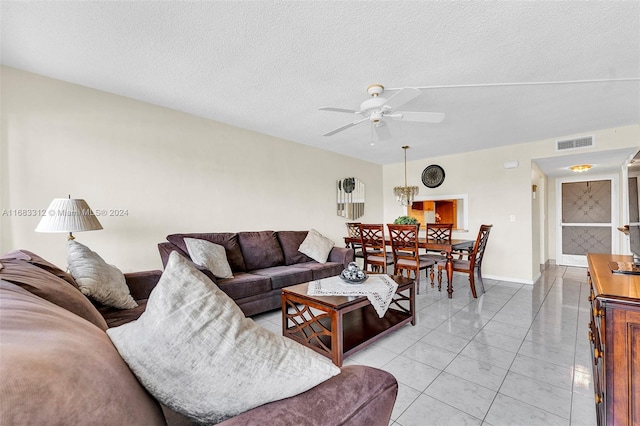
top-left (339, 262), bottom-right (368, 284)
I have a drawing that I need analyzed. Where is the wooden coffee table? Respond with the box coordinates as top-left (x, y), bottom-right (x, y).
top-left (281, 275), bottom-right (415, 366)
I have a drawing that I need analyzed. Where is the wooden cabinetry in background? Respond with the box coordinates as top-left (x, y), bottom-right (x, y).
top-left (587, 253), bottom-right (640, 426)
top-left (409, 200), bottom-right (457, 229)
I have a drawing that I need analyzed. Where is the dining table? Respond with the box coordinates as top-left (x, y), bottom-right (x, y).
top-left (343, 236), bottom-right (475, 298)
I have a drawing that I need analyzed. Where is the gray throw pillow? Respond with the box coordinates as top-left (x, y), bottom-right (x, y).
top-left (298, 228), bottom-right (335, 263)
top-left (67, 240), bottom-right (137, 309)
top-left (107, 252), bottom-right (340, 424)
top-left (184, 237), bottom-right (233, 279)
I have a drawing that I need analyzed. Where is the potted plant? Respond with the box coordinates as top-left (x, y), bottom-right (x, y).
top-left (393, 216), bottom-right (419, 225)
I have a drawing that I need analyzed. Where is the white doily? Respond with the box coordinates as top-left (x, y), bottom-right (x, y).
top-left (307, 275), bottom-right (399, 318)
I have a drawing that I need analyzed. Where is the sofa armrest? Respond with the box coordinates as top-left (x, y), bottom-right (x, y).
top-left (328, 246), bottom-right (354, 268)
top-left (217, 365), bottom-right (396, 426)
top-left (124, 271), bottom-right (163, 301)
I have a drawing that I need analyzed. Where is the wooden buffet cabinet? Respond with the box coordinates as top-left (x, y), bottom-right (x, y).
top-left (587, 253), bottom-right (640, 425)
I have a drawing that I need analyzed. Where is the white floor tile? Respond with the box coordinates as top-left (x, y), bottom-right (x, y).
top-left (397, 394), bottom-right (483, 426)
top-left (499, 371), bottom-right (572, 419)
top-left (485, 394), bottom-right (569, 426)
top-left (263, 265), bottom-right (598, 425)
top-left (381, 355), bottom-right (441, 392)
top-left (401, 340), bottom-right (458, 370)
top-left (424, 371), bottom-right (497, 419)
top-left (445, 354), bottom-right (509, 391)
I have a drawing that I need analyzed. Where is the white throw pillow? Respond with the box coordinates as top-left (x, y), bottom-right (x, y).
top-left (298, 228), bottom-right (335, 263)
top-left (106, 252), bottom-right (340, 424)
top-left (184, 237), bottom-right (233, 279)
top-left (67, 240), bottom-right (137, 309)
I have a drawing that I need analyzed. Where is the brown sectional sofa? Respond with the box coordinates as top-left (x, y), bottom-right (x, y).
top-left (158, 230), bottom-right (354, 316)
top-left (0, 249), bottom-right (397, 426)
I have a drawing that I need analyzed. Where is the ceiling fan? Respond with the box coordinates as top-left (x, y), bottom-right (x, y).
top-left (319, 84), bottom-right (445, 138)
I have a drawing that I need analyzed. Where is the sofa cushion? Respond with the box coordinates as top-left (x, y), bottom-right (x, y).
top-left (298, 229), bottom-right (336, 264)
top-left (0, 255), bottom-right (108, 330)
top-left (107, 252), bottom-right (340, 424)
top-left (215, 272), bottom-right (272, 299)
top-left (251, 265), bottom-right (313, 290)
top-left (184, 238), bottom-right (233, 279)
top-left (0, 281), bottom-right (166, 425)
top-left (67, 240), bottom-right (138, 310)
top-left (277, 230), bottom-right (313, 265)
top-left (0, 249), bottom-right (77, 287)
top-left (98, 300), bottom-right (149, 328)
top-left (237, 231), bottom-right (285, 271)
top-left (292, 261), bottom-right (345, 280)
top-left (219, 365), bottom-right (398, 426)
top-left (167, 233), bottom-right (247, 272)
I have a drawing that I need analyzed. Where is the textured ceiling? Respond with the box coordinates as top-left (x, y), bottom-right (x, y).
top-left (1, 1), bottom-right (639, 169)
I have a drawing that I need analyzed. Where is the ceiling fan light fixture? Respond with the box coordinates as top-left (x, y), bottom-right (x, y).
top-left (569, 164), bottom-right (592, 173)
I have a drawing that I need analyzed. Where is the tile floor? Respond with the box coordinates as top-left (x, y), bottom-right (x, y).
top-left (252, 265), bottom-right (597, 426)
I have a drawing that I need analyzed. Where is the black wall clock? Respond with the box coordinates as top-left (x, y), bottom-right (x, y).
top-left (422, 165), bottom-right (445, 188)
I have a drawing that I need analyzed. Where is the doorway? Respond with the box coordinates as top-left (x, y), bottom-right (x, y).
top-left (556, 175), bottom-right (618, 267)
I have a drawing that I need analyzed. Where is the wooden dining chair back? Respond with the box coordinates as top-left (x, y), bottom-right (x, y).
top-left (426, 223), bottom-right (453, 242)
top-left (438, 224), bottom-right (493, 298)
top-left (387, 224), bottom-right (435, 294)
top-left (345, 222), bottom-right (363, 258)
top-left (421, 222), bottom-right (454, 286)
top-left (358, 224), bottom-right (393, 273)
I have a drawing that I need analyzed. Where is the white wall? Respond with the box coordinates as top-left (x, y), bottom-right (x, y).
top-left (0, 67), bottom-right (383, 271)
top-left (383, 144), bottom-right (534, 282)
top-left (3, 67), bottom-right (639, 282)
top-left (382, 126), bottom-right (640, 283)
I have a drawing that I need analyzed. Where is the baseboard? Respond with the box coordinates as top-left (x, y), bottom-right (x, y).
top-left (483, 274), bottom-right (535, 285)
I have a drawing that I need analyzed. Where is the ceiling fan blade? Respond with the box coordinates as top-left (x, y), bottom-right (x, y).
top-left (383, 87), bottom-right (422, 110)
top-left (392, 111), bottom-right (445, 123)
top-left (319, 106), bottom-right (360, 114)
top-left (374, 122), bottom-right (392, 141)
top-left (323, 117), bottom-right (369, 136)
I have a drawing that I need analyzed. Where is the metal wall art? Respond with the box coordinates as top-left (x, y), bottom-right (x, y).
top-left (337, 177), bottom-right (365, 220)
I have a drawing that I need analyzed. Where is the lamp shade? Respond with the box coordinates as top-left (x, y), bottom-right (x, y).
top-left (35, 198), bottom-right (103, 234)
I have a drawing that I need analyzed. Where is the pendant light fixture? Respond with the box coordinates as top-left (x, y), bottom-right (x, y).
top-left (393, 146), bottom-right (419, 206)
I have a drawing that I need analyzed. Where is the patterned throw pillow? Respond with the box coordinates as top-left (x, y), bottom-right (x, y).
top-left (107, 252), bottom-right (340, 424)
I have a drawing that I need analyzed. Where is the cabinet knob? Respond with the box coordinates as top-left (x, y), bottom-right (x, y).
top-left (595, 394), bottom-right (602, 404)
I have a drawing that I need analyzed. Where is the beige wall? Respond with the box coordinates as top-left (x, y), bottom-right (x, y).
top-left (0, 67), bottom-right (383, 271)
top-left (3, 67), bottom-right (639, 282)
top-left (382, 126), bottom-right (640, 283)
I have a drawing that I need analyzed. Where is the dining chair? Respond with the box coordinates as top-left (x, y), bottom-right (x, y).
top-left (387, 224), bottom-right (436, 294)
top-left (437, 224), bottom-right (493, 298)
top-left (358, 224), bottom-right (393, 274)
top-left (420, 223), bottom-right (453, 286)
top-left (345, 222), bottom-right (363, 259)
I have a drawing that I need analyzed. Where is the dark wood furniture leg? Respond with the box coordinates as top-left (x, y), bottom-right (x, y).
top-left (446, 251), bottom-right (454, 298)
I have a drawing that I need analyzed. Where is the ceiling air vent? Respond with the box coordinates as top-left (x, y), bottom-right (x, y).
top-left (556, 136), bottom-right (594, 151)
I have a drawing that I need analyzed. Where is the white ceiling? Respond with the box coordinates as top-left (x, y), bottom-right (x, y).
top-left (1, 1), bottom-right (639, 171)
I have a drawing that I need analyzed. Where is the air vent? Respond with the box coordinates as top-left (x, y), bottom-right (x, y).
top-left (556, 136), bottom-right (594, 151)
